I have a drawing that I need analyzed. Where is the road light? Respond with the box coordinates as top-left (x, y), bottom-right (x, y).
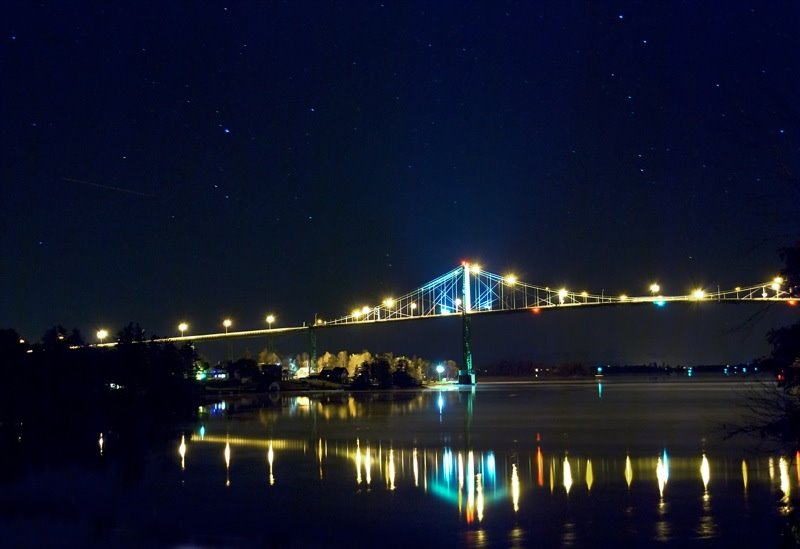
top-left (470, 264), bottom-right (481, 274)
top-left (383, 298), bottom-right (395, 308)
top-left (649, 283), bottom-right (661, 295)
top-left (352, 309), bottom-right (362, 319)
top-left (266, 315), bottom-right (275, 330)
top-left (223, 318), bottom-right (232, 334)
top-left (771, 277), bottom-right (783, 292)
top-left (692, 289), bottom-right (706, 300)
top-left (505, 274), bottom-right (518, 285)
top-left (558, 288), bottom-right (567, 305)
top-left (96, 329), bottom-right (108, 344)
top-left (178, 322), bottom-right (188, 337)
top-left (409, 302), bottom-right (417, 315)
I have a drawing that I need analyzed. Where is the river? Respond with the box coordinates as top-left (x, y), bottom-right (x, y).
top-left (0, 378), bottom-right (796, 547)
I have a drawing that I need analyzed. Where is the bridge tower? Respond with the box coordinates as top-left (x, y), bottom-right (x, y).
top-left (459, 263), bottom-right (476, 385)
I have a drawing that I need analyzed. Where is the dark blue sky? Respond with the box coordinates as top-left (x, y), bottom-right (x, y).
top-left (1, 2), bottom-right (798, 362)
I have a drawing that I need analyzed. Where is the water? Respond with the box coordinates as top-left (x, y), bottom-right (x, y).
top-left (1, 379), bottom-right (796, 547)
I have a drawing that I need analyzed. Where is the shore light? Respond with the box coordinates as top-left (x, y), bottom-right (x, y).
top-left (96, 329), bottom-right (108, 344)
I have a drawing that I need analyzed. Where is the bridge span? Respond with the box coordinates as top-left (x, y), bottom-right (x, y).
top-left (104, 263), bottom-right (797, 384)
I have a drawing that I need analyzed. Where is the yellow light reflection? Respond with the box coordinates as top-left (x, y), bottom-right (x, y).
top-left (511, 464), bottom-right (520, 512)
top-left (388, 449), bottom-right (396, 491)
top-left (413, 448), bottom-right (419, 487)
top-left (563, 456), bottom-right (573, 495)
top-left (796, 451), bottom-right (800, 488)
top-left (466, 451), bottom-right (475, 524)
top-left (225, 441), bottom-right (231, 487)
top-left (458, 452), bottom-right (464, 490)
top-left (356, 440), bottom-right (362, 485)
top-left (537, 446), bottom-right (544, 487)
top-left (625, 454), bottom-right (633, 489)
top-left (178, 435), bottom-right (186, 471)
top-left (268, 441), bottom-right (275, 486)
top-left (780, 456), bottom-right (790, 502)
top-left (742, 459), bottom-right (748, 492)
top-left (365, 444), bottom-right (372, 485)
top-left (586, 459), bottom-right (594, 492)
top-left (656, 457), bottom-right (667, 498)
top-left (98, 433), bottom-right (104, 456)
top-left (769, 457), bottom-right (775, 481)
top-left (700, 454), bottom-right (710, 491)
top-left (476, 473), bottom-right (484, 523)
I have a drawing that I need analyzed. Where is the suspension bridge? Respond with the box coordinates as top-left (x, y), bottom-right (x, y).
top-left (134, 262), bottom-right (796, 384)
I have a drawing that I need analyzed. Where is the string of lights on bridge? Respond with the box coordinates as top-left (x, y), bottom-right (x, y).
top-left (90, 262), bottom-right (795, 345)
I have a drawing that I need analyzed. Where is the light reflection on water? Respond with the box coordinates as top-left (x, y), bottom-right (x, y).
top-left (77, 383), bottom-right (800, 545)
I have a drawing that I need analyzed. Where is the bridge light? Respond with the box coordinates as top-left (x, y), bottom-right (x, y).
top-left (558, 288), bottom-right (567, 304)
top-left (649, 283), bottom-right (660, 294)
top-left (735, 286), bottom-right (741, 292)
top-left (266, 314), bottom-right (275, 329)
top-left (505, 274), bottom-right (517, 285)
top-left (692, 289), bottom-right (706, 300)
top-left (361, 306), bottom-right (370, 315)
top-left (178, 322), bottom-right (188, 337)
top-left (383, 298), bottom-right (395, 308)
top-left (96, 329), bottom-right (108, 344)
top-left (223, 318), bottom-right (232, 333)
top-left (471, 264), bottom-right (480, 274)
top-left (352, 309), bottom-right (362, 318)
top-left (409, 302), bottom-right (417, 313)
top-left (455, 298), bottom-right (462, 307)
top-left (619, 294), bottom-right (628, 301)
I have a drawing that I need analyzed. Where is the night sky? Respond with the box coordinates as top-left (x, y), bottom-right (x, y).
top-left (2, 2), bottom-right (798, 364)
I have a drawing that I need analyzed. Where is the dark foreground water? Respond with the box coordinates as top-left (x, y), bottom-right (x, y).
top-left (1, 379), bottom-right (798, 547)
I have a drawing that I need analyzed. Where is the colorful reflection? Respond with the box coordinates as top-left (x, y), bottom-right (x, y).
top-left (180, 430), bottom-right (800, 530)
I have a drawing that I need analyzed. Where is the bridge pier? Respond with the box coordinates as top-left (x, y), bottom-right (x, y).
top-left (458, 310), bottom-right (475, 384)
top-left (459, 264), bottom-right (476, 385)
top-left (308, 327), bottom-right (317, 375)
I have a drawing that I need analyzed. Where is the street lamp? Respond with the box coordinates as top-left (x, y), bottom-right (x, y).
top-left (692, 289), bottom-right (705, 300)
top-left (223, 318), bottom-right (232, 334)
top-left (266, 314), bottom-right (275, 330)
top-left (436, 364), bottom-right (445, 382)
top-left (97, 329), bottom-right (108, 344)
top-left (178, 322), bottom-right (188, 337)
top-left (649, 283), bottom-right (661, 295)
top-left (409, 302), bottom-right (417, 316)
